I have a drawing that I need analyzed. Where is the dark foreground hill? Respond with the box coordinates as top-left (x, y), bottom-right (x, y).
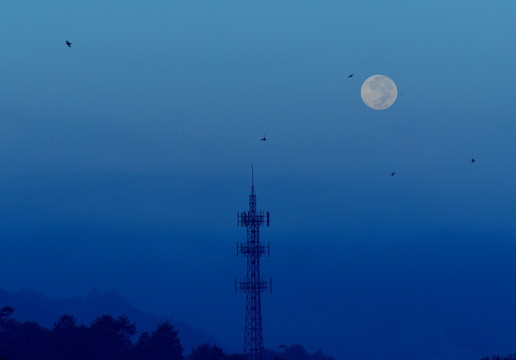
top-left (0, 287), bottom-right (222, 352)
top-left (0, 294), bottom-right (335, 360)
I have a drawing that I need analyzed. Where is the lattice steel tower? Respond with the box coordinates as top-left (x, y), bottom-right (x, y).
top-left (236, 167), bottom-right (271, 360)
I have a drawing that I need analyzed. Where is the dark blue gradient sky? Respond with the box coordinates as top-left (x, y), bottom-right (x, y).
top-left (1, 1), bottom-right (516, 359)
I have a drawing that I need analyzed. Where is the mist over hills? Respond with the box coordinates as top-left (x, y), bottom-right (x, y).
top-left (0, 287), bottom-right (224, 353)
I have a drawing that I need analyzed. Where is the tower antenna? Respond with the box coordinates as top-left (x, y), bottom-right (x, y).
top-left (236, 167), bottom-right (271, 360)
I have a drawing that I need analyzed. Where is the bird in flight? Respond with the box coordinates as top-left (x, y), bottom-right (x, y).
top-left (391, 172), bottom-right (395, 176)
top-left (347, 74), bottom-right (354, 78)
top-left (260, 135), bottom-right (266, 141)
top-left (65, 41), bottom-right (72, 47)
top-left (471, 158), bottom-right (475, 163)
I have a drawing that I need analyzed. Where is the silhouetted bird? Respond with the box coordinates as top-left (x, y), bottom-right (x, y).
top-left (347, 74), bottom-right (354, 78)
top-left (66, 41), bottom-right (72, 47)
top-left (260, 136), bottom-right (266, 141)
top-left (391, 172), bottom-right (395, 176)
top-left (471, 158), bottom-right (475, 163)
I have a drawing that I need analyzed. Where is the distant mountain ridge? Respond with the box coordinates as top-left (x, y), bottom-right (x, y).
top-left (0, 287), bottom-right (227, 353)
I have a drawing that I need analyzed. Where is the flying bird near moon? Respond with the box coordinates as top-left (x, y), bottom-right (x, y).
top-left (361, 75), bottom-right (397, 110)
top-left (65, 41), bottom-right (72, 47)
top-left (347, 74), bottom-right (354, 78)
top-left (260, 136), bottom-right (266, 142)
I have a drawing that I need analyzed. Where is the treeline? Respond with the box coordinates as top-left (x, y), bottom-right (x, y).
top-left (0, 306), bottom-right (334, 360)
top-left (0, 305), bottom-right (183, 360)
top-left (481, 355), bottom-right (516, 360)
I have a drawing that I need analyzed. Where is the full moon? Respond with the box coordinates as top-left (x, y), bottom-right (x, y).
top-left (360, 75), bottom-right (398, 110)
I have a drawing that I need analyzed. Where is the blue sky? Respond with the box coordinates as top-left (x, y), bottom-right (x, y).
top-left (1, 1), bottom-right (516, 359)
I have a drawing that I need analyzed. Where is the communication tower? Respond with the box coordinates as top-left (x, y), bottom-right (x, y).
top-left (236, 167), bottom-right (271, 360)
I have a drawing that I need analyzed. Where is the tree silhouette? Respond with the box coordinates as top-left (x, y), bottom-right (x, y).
top-left (118, 314), bottom-right (138, 340)
top-left (3, 320), bottom-right (51, 360)
top-left (273, 344), bottom-right (334, 360)
top-left (0, 307), bottom-right (335, 360)
top-left (54, 314), bottom-right (78, 331)
top-left (89, 314), bottom-right (137, 360)
top-left (222, 354), bottom-right (248, 360)
top-left (191, 342), bottom-right (225, 360)
top-left (52, 314), bottom-right (88, 360)
top-left (138, 321), bottom-right (183, 360)
top-left (0, 306), bottom-right (16, 330)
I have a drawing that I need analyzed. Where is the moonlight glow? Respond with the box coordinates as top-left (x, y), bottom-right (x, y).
top-left (361, 75), bottom-right (398, 110)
